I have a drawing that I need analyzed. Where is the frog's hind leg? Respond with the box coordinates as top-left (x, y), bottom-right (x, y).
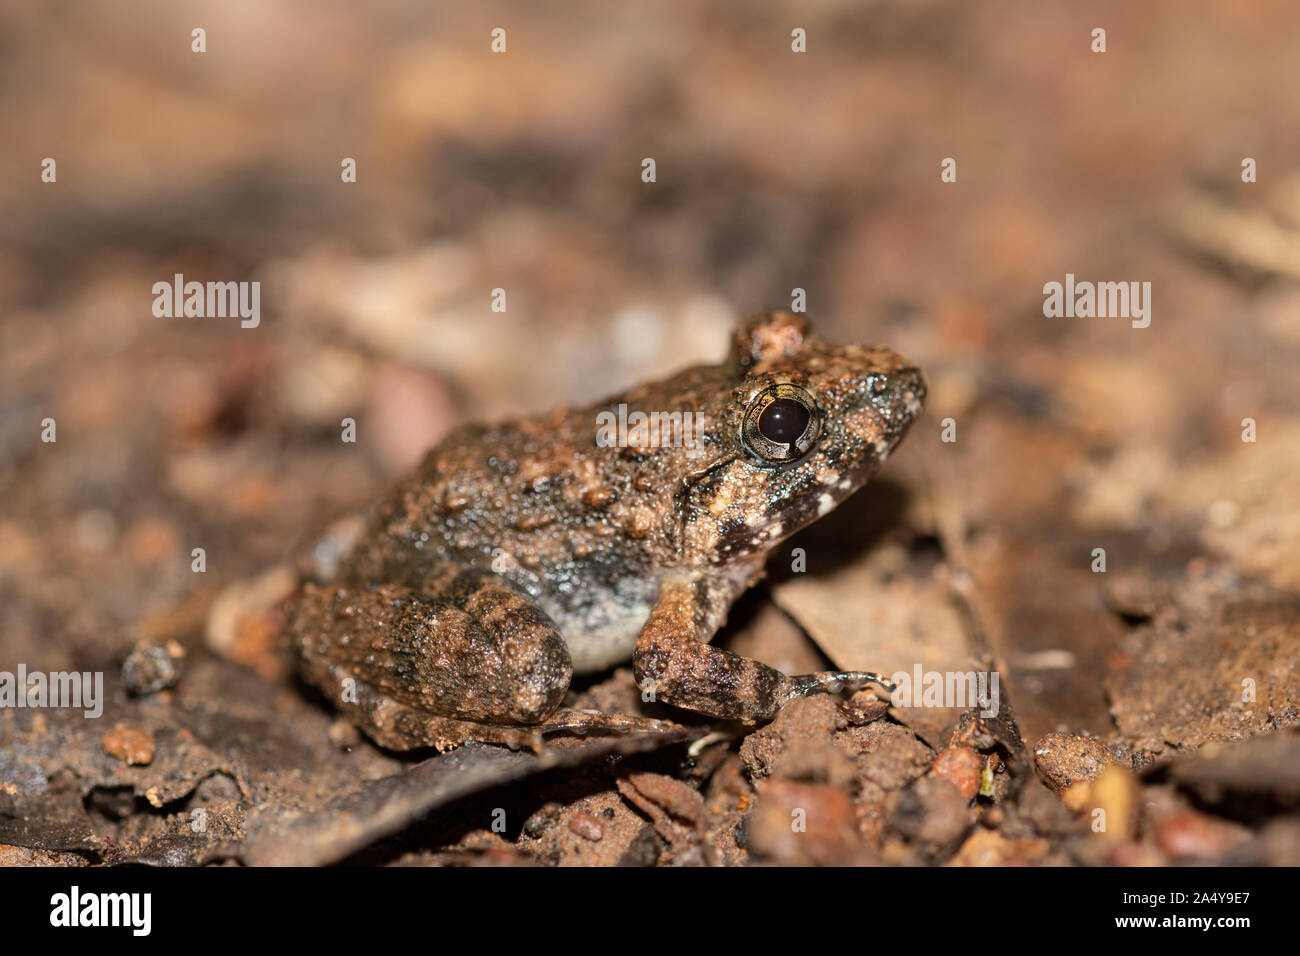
top-left (338, 666), bottom-right (548, 752)
top-left (288, 567), bottom-right (574, 748)
top-left (334, 679), bottom-right (679, 752)
top-left (537, 709), bottom-right (681, 739)
top-left (633, 577), bottom-right (893, 723)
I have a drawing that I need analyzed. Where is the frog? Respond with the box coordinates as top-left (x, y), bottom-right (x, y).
top-left (286, 310), bottom-right (926, 751)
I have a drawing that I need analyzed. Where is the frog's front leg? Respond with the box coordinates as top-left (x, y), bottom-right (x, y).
top-left (633, 576), bottom-right (892, 722)
top-left (288, 565), bottom-right (574, 751)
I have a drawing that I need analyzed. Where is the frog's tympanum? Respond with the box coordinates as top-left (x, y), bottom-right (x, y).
top-left (288, 311), bottom-right (926, 750)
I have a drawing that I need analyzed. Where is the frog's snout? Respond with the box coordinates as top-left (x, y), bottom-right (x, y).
top-left (867, 361), bottom-right (927, 427)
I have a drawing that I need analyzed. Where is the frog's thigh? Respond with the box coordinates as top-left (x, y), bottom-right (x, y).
top-left (290, 572), bottom-right (572, 728)
top-left (335, 668), bottom-right (548, 752)
top-left (632, 578), bottom-right (790, 722)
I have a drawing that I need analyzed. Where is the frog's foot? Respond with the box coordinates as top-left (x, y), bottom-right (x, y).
top-left (537, 708), bottom-right (681, 740)
top-left (783, 670), bottom-right (895, 702)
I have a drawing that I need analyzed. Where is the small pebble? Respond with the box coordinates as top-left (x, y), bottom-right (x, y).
top-left (122, 639), bottom-right (185, 695)
top-left (1033, 731), bottom-right (1115, 792)
top-left (103, 726), bottom-right (155, 766)
top-left (932, 747), bottom-right (983, 801)
top-left (839, 692), bottom-right (888, 726)
top-left (569, 811), bottom-right (605, 842)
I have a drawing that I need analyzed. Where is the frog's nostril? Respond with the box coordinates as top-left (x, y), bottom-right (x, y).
top-left (866, 364), bottom-right (926, 418)
top-left (899, 365), bottom-right (927, 405)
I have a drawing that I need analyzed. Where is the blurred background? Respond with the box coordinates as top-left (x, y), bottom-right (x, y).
top-left (2, 0), bottom-right (1300, 782)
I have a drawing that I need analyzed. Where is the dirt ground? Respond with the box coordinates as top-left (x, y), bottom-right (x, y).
top-left (2, 0), bottom-right (1299, 866)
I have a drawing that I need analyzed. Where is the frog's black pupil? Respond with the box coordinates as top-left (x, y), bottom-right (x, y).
top-left (757, 398), bottom-right (809, 444)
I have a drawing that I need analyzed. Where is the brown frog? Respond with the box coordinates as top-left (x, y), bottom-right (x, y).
top-left (287, 311), bottom-right (926, 751)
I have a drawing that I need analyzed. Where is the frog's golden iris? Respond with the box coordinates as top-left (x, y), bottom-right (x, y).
top-left (741, 383), bottom-right (822, 464)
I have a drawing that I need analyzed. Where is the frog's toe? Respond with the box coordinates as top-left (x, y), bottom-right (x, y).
top-left (783, 670), bottom-right (895, 702)
top-left (538, 709), bottom-right (682, 739)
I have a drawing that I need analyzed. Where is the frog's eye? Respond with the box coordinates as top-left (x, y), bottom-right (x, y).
top-left (741, 384), bottom-right (822, 464)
